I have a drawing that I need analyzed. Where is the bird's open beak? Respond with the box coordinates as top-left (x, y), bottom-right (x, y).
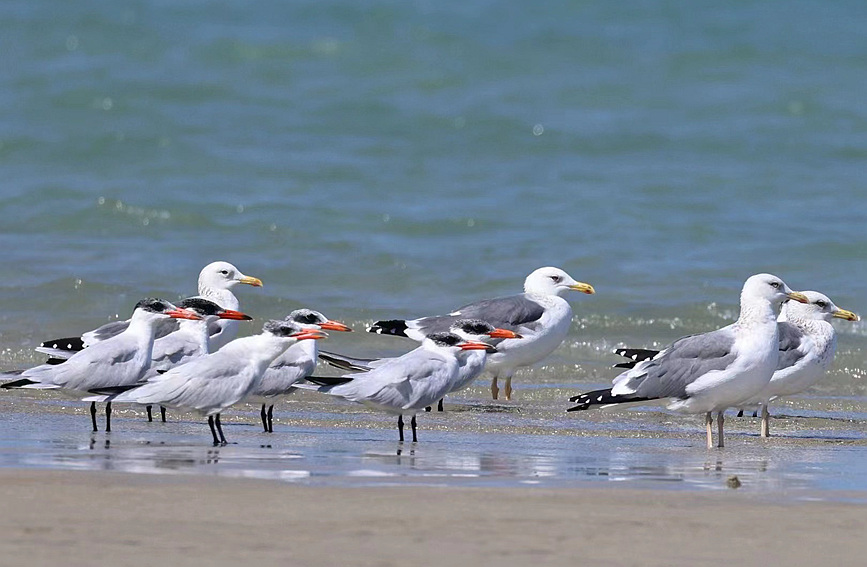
top-left (292, 330), bottom-right (328, 341)
top-left (460, 341), bottom-right (497, 353)
top-left (238, 275), bottom-right (264, 287)
top-left (319, 320), bottom-right (353, 332)
top-left (218, 309), bottom-right (253, 321)
top-left (833, 308), bottom-right (860, 322)
top-left (787, 291), bottom-right (809, 304)
top-left (167, 308), bottom-right (203, 320)
top-left (569, 282), bottom-right (596, 295)
top-left (489, 328), bottom-right (522, 339)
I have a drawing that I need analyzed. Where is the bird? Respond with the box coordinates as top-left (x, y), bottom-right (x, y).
top-left (85, 320), bottom-right (326, 445)
top-left (141, 297), bottom-right (254, 422)
top-left (367, 267), bottom-right (594, 401)
top-left (2, 299), bottom-right (202, 432)
top-left (244, 309), bottom-right (352, 433)
top-left (299, 332), bottom-right (496, 442)
top-left (35, 261), bottom-right (263, 361)
top-left (736, 291), bottom-right (859, 436)
top-left (320, 318), bottom-right (521, 411)
top-left (566, 274), bottom-right (809, 449)
top-left (608, 292), bottom-right (860, 437)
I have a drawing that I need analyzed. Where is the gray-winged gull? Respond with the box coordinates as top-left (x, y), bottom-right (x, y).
top-left (368, 267), bottom-right (594, 401)
top-left (567, 273), bottom-right (809, 449)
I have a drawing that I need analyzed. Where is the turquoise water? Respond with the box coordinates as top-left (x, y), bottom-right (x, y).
top-left (0, 1), bottom-right (865, 487)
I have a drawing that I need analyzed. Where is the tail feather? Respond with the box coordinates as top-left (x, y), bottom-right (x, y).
top-left (368, 319), bottom-right (409, 337)
top-left (567, 388), bottom-right (656, 412)
top-left (2, 376), bottom-right (35, 389)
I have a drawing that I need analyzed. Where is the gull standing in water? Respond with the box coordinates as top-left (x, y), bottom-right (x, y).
top-left (368, 267), bottom-right (594, 401)
top-left (299, 332), bottom-right (496, 442)
top-left (88, 320), bottom-right (326, 445)
top-left (36, 261), bottom-right (263, 360)
top-left (2, 299), bottom-right (201, 432)
top-left (244, 309), bottom-right (352, 433)
top-left (567, 274), bottom-right (808, 449)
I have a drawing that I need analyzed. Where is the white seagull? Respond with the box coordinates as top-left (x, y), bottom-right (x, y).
top-left (368, 267), bottom-right (594, 401)
top-left (142, 297), bottom-right (253, 422)
top-left (321, 319), bottom-right (521, 411)
top-left (299, 332), bottom-right (496, 442)
top-left (608, 291), bottom-right (860, 438)
top-left (567, 274), bottom-right (809, 449)
top-left (244, 309), bottom-right (352, 433)
top-left (36, 261), bottom-right (263, 360)
top-left (86, 320), bottom-right (326, 445)
top-left (2, 299), bottom-right (202, 432)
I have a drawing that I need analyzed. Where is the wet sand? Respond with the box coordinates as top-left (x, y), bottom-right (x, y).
top-left (1, 468), bottom-right (865, 567)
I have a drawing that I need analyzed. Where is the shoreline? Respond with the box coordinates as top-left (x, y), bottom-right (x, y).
top-left (1, 468), bottom-right (865, 567)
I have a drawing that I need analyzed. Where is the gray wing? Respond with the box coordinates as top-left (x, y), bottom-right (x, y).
top-left (615, 329), bottom-right (738, 399)
top-left (415, 294), bottom-right (545, 334)
top-left (776, 322), bottom-right (808, 371)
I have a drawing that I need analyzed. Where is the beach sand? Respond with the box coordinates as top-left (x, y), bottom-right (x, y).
top-left (0, 468), bottom-right (865, 567)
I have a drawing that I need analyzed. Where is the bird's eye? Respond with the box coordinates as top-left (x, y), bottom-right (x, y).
top-left (770, 281), bottom-right (780, 289)
top-left (219, 270), bottom-right (229, 276)
top-left (815, 300), bottom-right (827, 308)
top-left (549, 275), bottom-right (561, 283)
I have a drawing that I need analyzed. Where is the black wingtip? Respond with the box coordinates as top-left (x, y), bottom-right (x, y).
top-left (367, 319), bottom-right (409, 337)
top-left (566, 388), bottom-right (656, 412)
top-left (39, 337), bottom-right (85, 352)
top-left (87, 385), bottom-right (138, 396)
top-left (317, 352), bottom-right (369, 372)
top-left (2, 377), bottom-right (35, 389)
top-left (305, 375), bottom-right (354, 386)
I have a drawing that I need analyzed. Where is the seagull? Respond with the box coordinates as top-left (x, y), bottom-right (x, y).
top-left (299, 332), bottom-right (496, 442)
top-left (86, 320), bottom-right (326, 445)
top-left (2, 299), bottom-right (202, 432)
top-left (608, 292), bottom-right (860, 437)
top-left (566, 274), bottom-right (809, 449)
top-left (35, 261), bottom-right (263, 360)
top-left (142, 297), bottom-right (253, 422)
top-left (368, 267), bottom-right (594, 401)
top-left (320, 319), bottom-right (521, 411)
top-left (244, 309), bottom-right (352, 433)
top-left (737, 291), bottom-right (859, 436)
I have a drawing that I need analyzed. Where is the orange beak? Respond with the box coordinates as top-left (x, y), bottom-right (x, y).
top-left (488, 328), bottom-right (522, 339)
top-left (319, 320), bottom-right (353, 332)
top-left (460, 341), bottom-right (496, 353)
top-left (218, 309), bottom-right (253, 321)
top-left (292, 330), bottom-right (327, 341)
top-left (166, 308), bottom-right (203, 321)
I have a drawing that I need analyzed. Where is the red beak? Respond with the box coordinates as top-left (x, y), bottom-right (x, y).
top-left (488, 328), bottom-right (522, 339)
top-left (166, 308), bottom-right (203, 321)
top-left (319, 320), bottom-right (352, 332)
top-left (218, 309), bottom-right (253, 321)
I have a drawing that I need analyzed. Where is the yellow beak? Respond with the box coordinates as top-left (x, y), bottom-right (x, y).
top-left (787, 291), bottom-right (809, 304)
top-left (239, 276), bottom-right (263, 287)
top-left (569, 282), bottom-right (596, 295)
top-left (832, 308), bottom-right (860, 322)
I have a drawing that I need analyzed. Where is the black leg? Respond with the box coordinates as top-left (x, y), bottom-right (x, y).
top-left (736, 409), bottom-right (744, 418)
top-left (105, 402), bottom-right (112, 432)
top-left (260, 404), bottom-right (268, 432)
top-left (215, 413), bottom-right (228, 445)
top-left (160, 406), bottom-right (167, 422)
top-left (90, 402), bottom-right (98, 432)
top-left (410, 415), bottom-right (418, 443)
top-left (208, 415), bottom-right (220, 446)
top-left (752, 410), bottom-right (759, 418)
top-left (267, 405), bottom-right (274, 433)
top-left (437, 398), bottom-right (444, 412)
top-left (424, 406), bottom-right (432, 412)
top-left (397, 415), bottom-right (405, 442)
top-left (146, 405), bottom-right (153, 422)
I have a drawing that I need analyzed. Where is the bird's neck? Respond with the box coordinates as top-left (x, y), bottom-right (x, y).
top-left (736, 297), bottom-right (779, 329)
top-left (179, 319), bottom-right (213, 353)
top-left (198, 286), bottom-right (239, 310)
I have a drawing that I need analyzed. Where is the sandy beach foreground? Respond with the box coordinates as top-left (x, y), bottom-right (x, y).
top-left (0, 469), bottom-right (864, 567)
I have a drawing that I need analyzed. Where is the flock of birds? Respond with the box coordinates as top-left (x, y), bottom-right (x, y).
top-left (1, 261), bottom-right (859, 449)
